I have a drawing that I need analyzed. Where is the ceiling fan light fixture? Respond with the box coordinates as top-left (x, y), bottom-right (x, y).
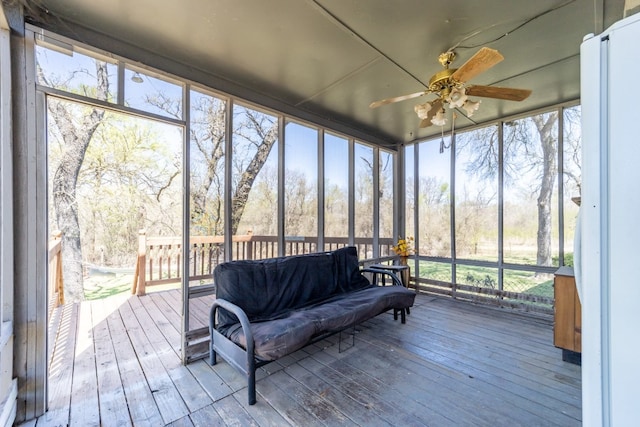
top-left (446, 87), bottom-right (468, 108)
top-left (431, 108), bottom-right (447, 127)
top-left (462, 99), bottom-right (481, 117)
top-left (414, 102), bottom-right (432, 119)
top-left (368, 47), bottom-right (531, 131)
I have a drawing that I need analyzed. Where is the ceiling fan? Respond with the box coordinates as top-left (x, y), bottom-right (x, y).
top-left (369, 47), bottom-right (532, 128)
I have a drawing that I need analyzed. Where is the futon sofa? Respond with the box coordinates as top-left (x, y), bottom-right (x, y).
top-left (209, 246), bottom-right (416, 405)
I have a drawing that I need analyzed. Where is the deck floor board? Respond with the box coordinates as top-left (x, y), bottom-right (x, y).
top-left (68, 301), bottom-right (100, 427)
top-left (35, 290), bottom-right (581, 426)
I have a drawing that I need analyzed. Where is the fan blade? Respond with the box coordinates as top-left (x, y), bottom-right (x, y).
top-left (451, 47), bottom-right (504, 83)
top-left (466, 85), bottom-right (532, 101)
top-left (418, 98), bottom-right (443, 128)
top-left (369, 90), bottom-right (427, 109)
top-left (419, 119), bottom-right (433, 128)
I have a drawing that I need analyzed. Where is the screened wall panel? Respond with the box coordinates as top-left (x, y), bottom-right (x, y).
top-left (455, 126), bottom-right (499, 262)
top-left (404, 145), bottom-right (415, 240)
top-left (233, 105), bottom-right (279, 260)
top-left (189, 89), bottom-right (226, 282)
top-left (379, 149), bottom-right (394, 256)
top-left (417, 138), bottom-right (450, 258)
top-left (324, 133), bottom-right (349, 251)
top-left (124, 68), bottom-right (183, 119)
top-left (36, 44), bottom-right (118, 103)
top-left (562, 105), bottom-right (582, 267)
top-left (502, 112), bottom-right (559, 267)
top-left (284, 121), bottom-right (318, 255)
top-left (354, 142), bottom-right (373, 258)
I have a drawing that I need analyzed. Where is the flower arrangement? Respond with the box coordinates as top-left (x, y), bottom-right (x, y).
top-left (392, 236), bottom-right (414, 257)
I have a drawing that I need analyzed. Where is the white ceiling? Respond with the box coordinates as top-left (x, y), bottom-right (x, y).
top-left (26, 0), bottom-right (625, 146)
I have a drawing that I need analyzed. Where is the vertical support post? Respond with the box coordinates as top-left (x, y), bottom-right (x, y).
top-left (372, 146), bottom-right (380, 258)
top-left (52, 231), bottom-right (64, 306)
top-left (136, 229), bottom-right (147, 296)
top-left (348, 138), bottom-right (355, 247)
top-left (13, 25), bottom-right (48, 420)
top-left (246, 230), bottom-right (254, 260)
top-left (277, 116), bottom-right (286, 257)
top-left (318, 129), bottom-right (325, 251)
top-left (450, 132), bottom-right (457, 297)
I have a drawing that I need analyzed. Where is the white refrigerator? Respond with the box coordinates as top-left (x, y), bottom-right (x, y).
top-left (580, 12), bottom-right (640, 427)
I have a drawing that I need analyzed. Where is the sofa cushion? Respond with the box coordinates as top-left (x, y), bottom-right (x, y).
top-left (214, 246), bottom-right (369, 332)
top-left (225, 284), bottom-right (415, 361)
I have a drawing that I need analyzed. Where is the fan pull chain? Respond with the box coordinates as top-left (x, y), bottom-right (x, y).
top-left (439, 112), bottom-right (456, 153)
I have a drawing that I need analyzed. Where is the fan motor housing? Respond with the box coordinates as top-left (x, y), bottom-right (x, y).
top-left (428, 68), bottom-right (458, 94)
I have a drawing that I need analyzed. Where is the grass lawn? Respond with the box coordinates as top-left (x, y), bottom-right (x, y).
top-left (417, 261), bottom-right (554, 300)
top-left (84, 273), bottom-right (134, 300)
top-left (83, 272), bottom-right (186, 300)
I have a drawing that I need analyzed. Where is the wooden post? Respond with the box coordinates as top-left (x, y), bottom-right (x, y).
top-left (50, 230), bottom-right (64, 306)
top-left (136, 230), bottom-right (147, 296)
top-left (132, 253), bottom-right (139, 295)
top-left (247, 229), bottom-right (254, 260)
top-left (55, 238), bottom-right (64, 306)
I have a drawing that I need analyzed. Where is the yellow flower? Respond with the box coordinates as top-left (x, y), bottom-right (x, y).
top-left (392, 236), bottom-right (414, 257)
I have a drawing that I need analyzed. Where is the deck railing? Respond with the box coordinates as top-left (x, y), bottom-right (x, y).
top-left (48, 231), bottom-right (64, 312)
top-left (132, 230), bottom-right (394, 295)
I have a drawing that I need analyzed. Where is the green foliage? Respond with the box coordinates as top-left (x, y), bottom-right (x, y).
top-left (418, 262), bottom-right (554, 300)
top-left (464, 272), bottom-right (497, 289)
top-left (553, 252), bottom-right (574, 267)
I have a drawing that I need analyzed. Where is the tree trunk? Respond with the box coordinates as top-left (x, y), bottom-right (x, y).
top-left (191, 103), bottom-right (225, 235)
top-left (230, 123), bottom-right (278, 235)
top-left (47, 61), bottom-right (109, 301)
top-left (532, 112), bottom-right (558, 266)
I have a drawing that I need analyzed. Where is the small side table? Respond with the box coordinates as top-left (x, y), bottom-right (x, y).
top-left (369, 263), bottom-right (412, 317)
top-left (370, 263), bottom-right (410, 288)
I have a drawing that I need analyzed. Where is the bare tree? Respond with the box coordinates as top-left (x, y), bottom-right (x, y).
top-left (231, 110), bottom-right (278, 235)
top-left (151, 96), bottom-right (279, 237)
top-left (42, 61), bottom-right (110, 301)
top-left (562, 106), bottom-right (582, 196)
top-left (458, 111), bottom-right (558, 266)
top-left (531, 113), bottom-right (558, 266)
top-left (189, 95), bottom-right (226, 235)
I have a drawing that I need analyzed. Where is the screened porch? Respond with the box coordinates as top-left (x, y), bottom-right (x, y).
top-left (6, 0), bottom-right (617, 424)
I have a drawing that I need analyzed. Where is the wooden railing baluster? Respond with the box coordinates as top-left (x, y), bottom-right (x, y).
top-left (131, 231), bottom-right (393, 295)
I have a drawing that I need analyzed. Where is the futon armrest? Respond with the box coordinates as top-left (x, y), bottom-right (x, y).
top-left (361, 267), bottom-right (404, 287)
top-left (210, 298), bottom-right (255, 356)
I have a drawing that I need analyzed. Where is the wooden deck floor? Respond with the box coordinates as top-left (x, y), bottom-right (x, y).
top-left (28, 290), bottom-right (581, 426)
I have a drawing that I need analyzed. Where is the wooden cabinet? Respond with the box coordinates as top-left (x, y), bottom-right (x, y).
top-left (554, 267), bottom-right (581, 364)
